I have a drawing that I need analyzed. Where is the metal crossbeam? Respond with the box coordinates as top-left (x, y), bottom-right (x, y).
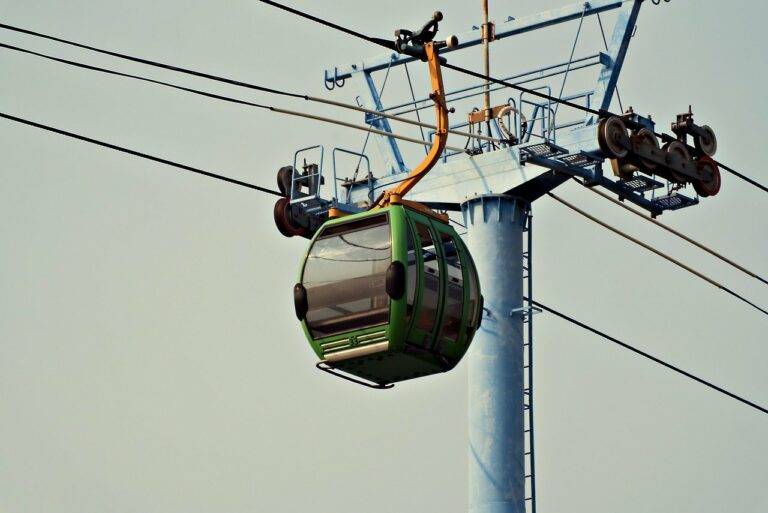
top-left (324, 0), bottom-right (627, 81)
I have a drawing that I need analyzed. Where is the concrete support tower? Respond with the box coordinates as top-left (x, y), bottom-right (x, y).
top-left (463, 195), bottom-right (527, 513)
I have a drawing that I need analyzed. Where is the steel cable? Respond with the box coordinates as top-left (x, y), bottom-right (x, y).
top-left (0, 28), bottom-right (502, 145)
top-left (0, 111), bottom-right (282, 196)
top-left (547, 192), bottom-right (768, 318)
top-left (526, 297), bottom-right (768, 416)
top-left (578, 181), bottom-right (768, 287)
top-left (0, 41), bottom-right (467, 153)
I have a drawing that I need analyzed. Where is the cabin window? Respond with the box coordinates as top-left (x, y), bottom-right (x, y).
top-left (405, 221), bottom-right (418, 326)
top-left (439, 233), bottom-right (464, 342)
top-left (302, 214), bottom-right (391, 338)
top-left (466, 249), bottom-right (481, 330)
top-left (414, 221), bottom-right (440, 336)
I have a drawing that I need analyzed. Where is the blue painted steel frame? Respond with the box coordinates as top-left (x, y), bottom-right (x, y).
top-left (587, 0), bottom-right (643, 124)
top-left (318, 0), bottom-right (662, 216)
top-left (326, 0), bottom-right (627, 80)
top-left (352, 65), bottom-right (407, 175)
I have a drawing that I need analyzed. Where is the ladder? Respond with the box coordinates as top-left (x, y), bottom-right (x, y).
top-left (522, 208), bottom-right (538, 513)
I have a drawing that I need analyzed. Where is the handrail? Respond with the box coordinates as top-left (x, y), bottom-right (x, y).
top-left (383, 53), bottom-right (602, 115)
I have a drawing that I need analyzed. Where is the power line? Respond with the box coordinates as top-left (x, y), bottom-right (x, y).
top-left (0, 42), bottom-right (272, 109)
top-left (527, 297), bottom-right (768, 416)
top-left (441, 60), bottom-right (600, 115)
top-left (0, 41), bottom-right (470, 153)
top-left (0, 111), bottom-right (282, 196)
top-left (579, 181), bottom-right (768, 287)
top-left (718, 160), bottom-right (768, 194)
top-left (255, 0), bottom-right (768, 197)
top-left (257, 0), bottom-right (386, 48)
top-left (547, 192), bottom-right (768, 318)
top-left (0, 22), bottom-right (305, 100)
top-left (272, 106), bottom-right (467, 153)
top-left (0, 38), bottom-right (502, 146)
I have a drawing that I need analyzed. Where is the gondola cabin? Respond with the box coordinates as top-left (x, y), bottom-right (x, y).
top-left (293, 204), bottom-right (482, 386)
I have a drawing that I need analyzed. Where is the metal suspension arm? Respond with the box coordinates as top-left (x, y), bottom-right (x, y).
top-left (375, 41), bottom-right (449, 208)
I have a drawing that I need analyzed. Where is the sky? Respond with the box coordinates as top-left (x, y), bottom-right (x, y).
top-left (0, 1), bottom-right (766, 512)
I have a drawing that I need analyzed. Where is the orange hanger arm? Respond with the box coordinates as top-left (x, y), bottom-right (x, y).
top-left (375, 42), bottom-right (448, 208)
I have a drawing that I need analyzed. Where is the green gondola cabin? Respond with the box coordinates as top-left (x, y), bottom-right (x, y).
top-left (293, 204), bottom-right (482, 386)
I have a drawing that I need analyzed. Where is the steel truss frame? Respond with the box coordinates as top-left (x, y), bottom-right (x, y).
top-left (288, 0), bottom-right (699, 221)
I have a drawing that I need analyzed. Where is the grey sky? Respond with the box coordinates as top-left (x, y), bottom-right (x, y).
top-left (0, 1), bottom-right (766, 512)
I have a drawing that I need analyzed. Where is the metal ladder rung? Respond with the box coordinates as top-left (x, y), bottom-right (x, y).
top-left (524, 212), bottom-right (536, 513)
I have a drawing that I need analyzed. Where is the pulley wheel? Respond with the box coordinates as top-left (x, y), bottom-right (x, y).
top-left (597, 116), bottom-right (630, 159)
top-left (694, 125), bottom-right (717, 157)
top-left (276, 166), bottom-right (294, 197)
top-left (631, 128), bottom-right (660, 171)
top-left (693, 155), bottom-right (721, 197)
top-left (273, 197), bottom-right (305, 238)
top-left (662, 140), bottom-right (692, 183)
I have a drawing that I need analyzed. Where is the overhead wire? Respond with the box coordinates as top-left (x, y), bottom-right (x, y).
top-left (0, 21), bottom-right (306, 100)
top-left (0, 41), bottom-right (271, 109)
top-left (578, 181), bottom-right (768, 287)
top-left (0, 25), bottom-right (503, 146)
top-left (526, 297), bottom-right (768, 416)
top-left (717, 161), bottom-right (768, 194)
top-left (0, 41), bottom-right (468, 153)
top-left (0, 111), bottom-right (282, 196)
top-left (547, 192), bottom-right (768, 318)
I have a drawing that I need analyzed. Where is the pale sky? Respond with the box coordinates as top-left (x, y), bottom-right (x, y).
top-left (1, 1), bottom-right (766, 512)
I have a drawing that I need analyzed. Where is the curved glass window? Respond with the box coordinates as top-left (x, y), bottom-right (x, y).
top-left (466, 249), bottom-right (481, 330)
top-left (405, 222), bottom-right (418, 326)
top-left (302, 215), bottom-right (391, 338)
top-left (414, 222), bottom-right (440, 335)
top-left (439, 233), bottom-right (464, 342)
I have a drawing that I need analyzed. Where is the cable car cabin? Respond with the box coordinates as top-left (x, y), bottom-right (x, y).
top-left (293, 204), bottom-right (482, 386)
